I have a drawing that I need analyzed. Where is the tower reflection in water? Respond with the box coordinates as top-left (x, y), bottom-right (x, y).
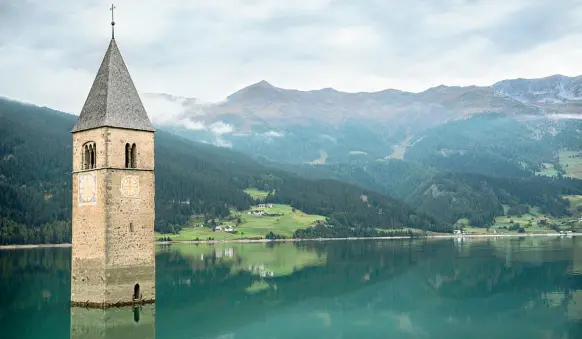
top-left (70, 305), bottom-right (155, 339)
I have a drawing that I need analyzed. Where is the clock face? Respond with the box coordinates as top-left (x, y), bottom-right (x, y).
top-left (78, 173), bottom-right (97, 205)
top-left (120, 175), bottom-right (140, 198)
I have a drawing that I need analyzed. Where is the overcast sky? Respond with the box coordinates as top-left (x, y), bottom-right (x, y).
top-left (2, 0), bottom-right (582, 115)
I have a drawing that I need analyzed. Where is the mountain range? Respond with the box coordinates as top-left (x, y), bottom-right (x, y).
top-left (143, 74), bottom-right (582, 165)
top-left (2, 73), bottom-right (582, 244)
top-left (140, 73), bottom-right (582, 231)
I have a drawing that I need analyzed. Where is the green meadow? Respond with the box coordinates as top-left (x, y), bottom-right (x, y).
top-left (566, 195), bottom-right (582, 209)
top-left (536, 162), bottom-right (559, 177)
top-left (560, 151), bottom-right (582, 179)
top-left (243, 188), bottom-right (272, 200)
top-left (155, 189), bottom-right (325, 241)
top-left (460, 196), bottom-right (582, 234)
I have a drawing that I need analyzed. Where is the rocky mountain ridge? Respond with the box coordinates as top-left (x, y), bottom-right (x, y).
top-left (144, 74), bottom-right (582, 135)
top-left (492, 74), bottom-right (582, 104)
top-left (137, 74), bottom-right (582, 164)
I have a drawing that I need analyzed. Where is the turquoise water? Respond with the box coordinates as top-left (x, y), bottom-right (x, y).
top-left (1, 237), bottom-right (582, 338)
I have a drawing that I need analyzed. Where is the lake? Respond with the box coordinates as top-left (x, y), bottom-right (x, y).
top-left (1, 237), bottom-right (582, 339)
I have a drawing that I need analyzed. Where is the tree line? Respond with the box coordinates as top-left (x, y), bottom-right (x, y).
top-left (0, 98), bottom-right (449, 244)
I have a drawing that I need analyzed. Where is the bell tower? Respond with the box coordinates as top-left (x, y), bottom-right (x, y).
top-left (70, 15), bottom-right (156, 307)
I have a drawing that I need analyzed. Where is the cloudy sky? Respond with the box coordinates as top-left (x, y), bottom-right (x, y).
top-left (2, 0), bottom-right (582, 116)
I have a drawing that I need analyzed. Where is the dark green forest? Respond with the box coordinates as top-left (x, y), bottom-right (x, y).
top-left (402, 112), bottom-right (582, 178)
top-left (2, 98), bottom-right (582, 244)
top-left (269, 114), bottom-right (582, 228)
top-left (0, 98), bottom-right (446, 244)
top-left (280, 159), bottom-right (582, 227)
top-left (165, 120), bottom-right (399, 165)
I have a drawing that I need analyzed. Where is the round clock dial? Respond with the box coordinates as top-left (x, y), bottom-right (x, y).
top-left (78, 173), bottom-right (96, 205)
top-left (121, 176), bottom-right (140, 198)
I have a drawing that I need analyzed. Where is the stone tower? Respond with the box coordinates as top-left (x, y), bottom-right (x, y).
top-left (70, 36), bottom-right (156, 308)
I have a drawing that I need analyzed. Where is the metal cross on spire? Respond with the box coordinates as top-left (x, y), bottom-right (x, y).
top-left (110, 4), bottom-right (116, 39)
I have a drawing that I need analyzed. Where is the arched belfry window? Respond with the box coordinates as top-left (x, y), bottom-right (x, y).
top-left (131, 143), bottom-right (137, 168)
top-left (84, 145), bottom-right (90, 169)
top-left (89, 144), bottom-right (95, 168)
top-left (125, 143), bottom-right (131, 168)
top-left (125, 143), bottom-right (137, 168)
top-left (82, 142), bottom-right (96, 170)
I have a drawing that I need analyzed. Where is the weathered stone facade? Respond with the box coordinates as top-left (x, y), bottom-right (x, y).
top-left (71, 37), bottom-right (156, 308)
top-left (71, 127), bottom-right (155, 307)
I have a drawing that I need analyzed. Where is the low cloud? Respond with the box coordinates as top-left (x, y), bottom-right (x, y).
top-left (183, 119), bottom-right (206, 130)
top-left (522, 113), bottom-right (582, 121)
top-left (263, 130), bottom-right (284, 137)
top-left (141, 93), bottom-right (235, 135)
top-left (320, 134), bottom-right (337, 143)
top-left (214, 137), bottom-right (233, 148)
top-left (547, 113), bottom-right (582, 120)
top-left (209, 121), bottom-right (234, 135)
top-left (141, 94), bottom-right (189, 125)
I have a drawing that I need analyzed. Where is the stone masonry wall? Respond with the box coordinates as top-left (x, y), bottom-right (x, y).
top-left (105, 170), bottom-right (155, 266)
top-left (71, 126), bottom-right (156, 306)
top-left (106, 128), bottom-right (155, 170)
top-left (72, 128), bottom-right (108, 171)
top-left (72, 128), bottom-right (108, 305)
top-left (105, 265), bottom-right (156, 304)
top-left (104, 128), bottom-right (155, 303)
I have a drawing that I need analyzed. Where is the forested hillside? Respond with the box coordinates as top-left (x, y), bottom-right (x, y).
top-left (0, 98), bottom-right (446, 244)
top-left (273, 156), bottom-right (582, 227)
top-left (402, 112), bottom-right (582, 178)
top-left (3, 97), bottom-right (581, 244)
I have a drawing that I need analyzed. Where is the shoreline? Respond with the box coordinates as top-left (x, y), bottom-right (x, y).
top-left (0, 243), bottom-right (73, 250)
top-left (1, 232), bottom-right (578, 249)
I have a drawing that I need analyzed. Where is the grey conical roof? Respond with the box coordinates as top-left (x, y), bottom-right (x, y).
top-left (72, 39), bottom-right (155, 132)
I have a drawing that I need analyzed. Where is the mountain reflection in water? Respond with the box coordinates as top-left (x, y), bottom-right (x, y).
top-left (1, 237), bottom-right (582, 339)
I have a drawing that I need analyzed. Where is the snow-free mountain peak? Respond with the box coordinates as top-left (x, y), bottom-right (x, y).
top-left (493, 74), bottom-right (582, 104)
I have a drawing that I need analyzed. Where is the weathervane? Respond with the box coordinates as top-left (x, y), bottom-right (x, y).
top-left (110, 4), bottom-right (116, 39)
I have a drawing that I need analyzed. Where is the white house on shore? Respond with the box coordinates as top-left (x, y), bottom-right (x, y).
top-left (213, 225), bottom-right (235, 232)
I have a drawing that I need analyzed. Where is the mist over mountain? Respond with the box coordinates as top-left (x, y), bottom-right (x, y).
top-left (141, 74), bottom-right (582, 164)
top-left (3, 70), bottom-right (582, 244)
top-left (136, 73), bottom-right (582, 230)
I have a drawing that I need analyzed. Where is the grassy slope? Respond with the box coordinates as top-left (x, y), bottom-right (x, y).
top-left (156, 188), bottom-right (326, 240)
top-left (560, 151), bottom-right (582, 179)
top-left (243, 188), bottom-right (271, 200)
top-left (567, 195), bottom-right (582, 209)
top-left (538, 150), bottom-right (582, 179)
top-left (536, 163), bottom-right (559, 177)
top-left (461, 196), bottom-right (582, 234)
